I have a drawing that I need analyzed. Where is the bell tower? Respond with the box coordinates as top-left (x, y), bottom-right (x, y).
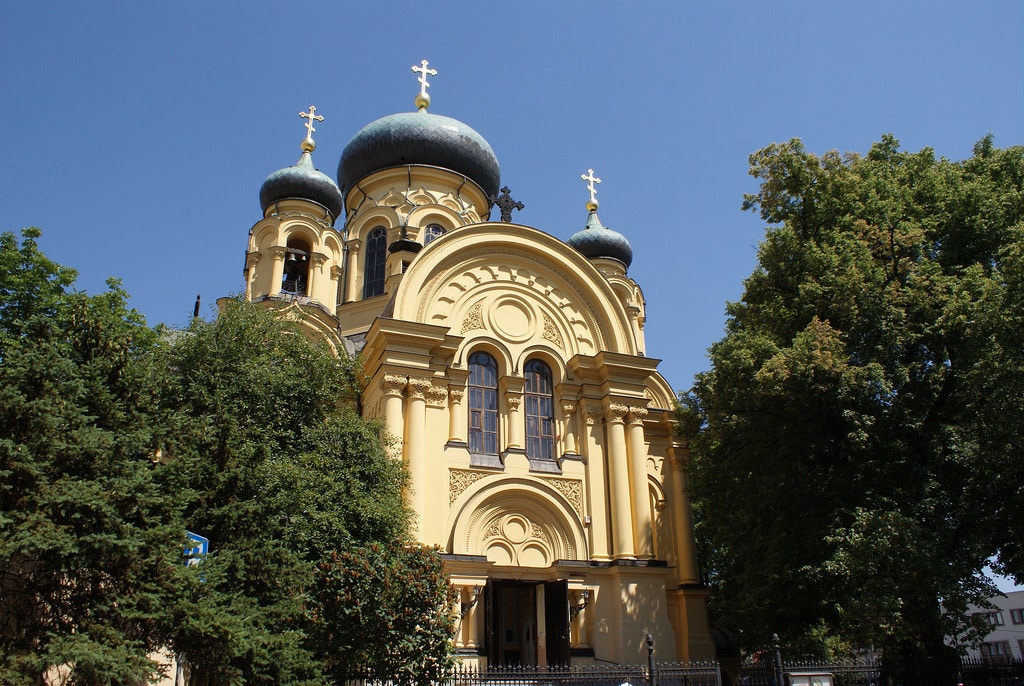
top-left (237, 106), bottom-right (346, 341)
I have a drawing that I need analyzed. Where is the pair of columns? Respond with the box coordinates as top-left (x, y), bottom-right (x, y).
top-left (590, 402), bottom-right (654, 560)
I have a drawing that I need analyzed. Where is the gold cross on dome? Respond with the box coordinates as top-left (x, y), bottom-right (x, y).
top-left (412, 59), bottom-right (437, 97)
top-left (299, 105), bottom-right (324, 141)
top-left (581, 168), bottom-right (602, 206)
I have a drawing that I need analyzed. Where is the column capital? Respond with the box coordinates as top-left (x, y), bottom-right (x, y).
top-left (506, 394), bottom-right (522, 411)
top-left (426, 383), bottom-right (449, 408)
top-left (604, 402), bottom-right (629, 424)
top-left (627, 406), bottom-right (649, 425)
top-left (561, 402), bottom-right (576, 416)
top-left (271, 247), bottom-right (287, 261)
top-left (449, 386), bottom-right (465, 403)
top-left (382, 374), bottom-right (407, 397)
top-left (583, 404), bottom-right (604, 425)
top-left (246, 251), bottom-right (262, 269)
top-left (407, 376), bottom-right (433, 400)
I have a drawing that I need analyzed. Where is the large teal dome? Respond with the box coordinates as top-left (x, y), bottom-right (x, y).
top-left (337, 111), bottom-right (500, 198)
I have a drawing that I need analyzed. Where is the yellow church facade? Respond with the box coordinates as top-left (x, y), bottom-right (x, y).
top-left (233, 69), bottom-right (715, 666)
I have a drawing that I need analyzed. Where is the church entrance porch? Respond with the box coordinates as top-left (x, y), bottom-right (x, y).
top-left (485, 579), bottom-right (570, 667)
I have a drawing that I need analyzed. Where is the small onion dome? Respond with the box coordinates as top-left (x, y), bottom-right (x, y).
top-left (337, 111), bottom-right (500, 199)
top-left (566, 210), bottom-right (633, 268)
top-left (260, 146), bottom-right (344, 221)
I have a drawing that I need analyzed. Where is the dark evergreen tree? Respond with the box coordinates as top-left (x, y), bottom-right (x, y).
top-left (0, 228), bottom-right (185, 685)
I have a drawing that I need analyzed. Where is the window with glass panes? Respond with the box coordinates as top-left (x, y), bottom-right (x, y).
top-left (363, 226), bottom-right (387, 298)
top-left (423, 224), bottom-right (446, 245)
top-left (525, 359), bottom-right (555, 460)
top-left (468, 352), bottom-right (498, 455)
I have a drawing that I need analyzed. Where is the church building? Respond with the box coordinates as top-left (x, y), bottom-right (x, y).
top-left (232, 62), bottom-right (715, 666)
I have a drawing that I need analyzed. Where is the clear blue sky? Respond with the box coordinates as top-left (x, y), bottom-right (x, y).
top-left (4, 1), bottom-right (1022, 397)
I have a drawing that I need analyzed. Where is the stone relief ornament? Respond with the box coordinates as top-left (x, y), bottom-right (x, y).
top-left (449, 468), bottom-right (490, 504)
top-left (461, 300), bottom-right (484, 333)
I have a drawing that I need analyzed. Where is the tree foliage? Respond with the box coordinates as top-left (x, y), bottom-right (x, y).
top-left (0, 232), bottom-right (455, 684)
top-left (680, 136), bottom-right (1024, 659)
top-left (160, 300), bottom-right (453, 684)
top-left (0, 228), bottom-right (183, 685)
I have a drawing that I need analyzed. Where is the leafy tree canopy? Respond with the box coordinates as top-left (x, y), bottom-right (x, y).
top-left (160, 300), bottom-right (453, 684)
top-left (680, 136), bottom-right (1024, 659)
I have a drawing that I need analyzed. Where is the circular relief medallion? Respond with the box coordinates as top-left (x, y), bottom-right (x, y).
top-left (501, 515), bottom-right (530, 544)
top-left (489, 297), bottom-right (535, 343)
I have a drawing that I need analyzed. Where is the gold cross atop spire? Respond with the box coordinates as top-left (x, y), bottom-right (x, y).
top-left (299, 106), bottom-right (324, 152)
top-left (581, 168), bottom-right (602, 211)
top-left (411, 59), bottom-right (437, 111)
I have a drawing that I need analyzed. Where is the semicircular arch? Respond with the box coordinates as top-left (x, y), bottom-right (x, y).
top-left (449, 476), bottom-right (587, 566)
top-left (393, 224), bottom-right (638, 357)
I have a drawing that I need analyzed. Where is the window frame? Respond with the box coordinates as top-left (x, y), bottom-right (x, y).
top-left (363, 226), bottom-right (387, 299)
top-left (524, 358), bottom-right (556, 462)
top-left (467, 351), bottom-right (500, 460)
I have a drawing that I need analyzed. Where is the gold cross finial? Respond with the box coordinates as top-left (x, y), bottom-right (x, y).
top-left (412, 59), bottom-right (437, 111)
top-left (299, 105), bottom-right (324, 152)
top-left (581, 168), bottom-right (602, 211)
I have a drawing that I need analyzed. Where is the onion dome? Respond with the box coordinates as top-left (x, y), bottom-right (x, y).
top-left (260, 140), bottom-right (344, 220)
top-left (337, 111), bottom-right (501, 199)
top-left (567, 209), bottom-right (633, 268)
top-left (567, 168), bottom-right (632, 268)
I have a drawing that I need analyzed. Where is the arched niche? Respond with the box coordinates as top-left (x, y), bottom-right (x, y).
top-left (450, 476), bottom-right (587, 566)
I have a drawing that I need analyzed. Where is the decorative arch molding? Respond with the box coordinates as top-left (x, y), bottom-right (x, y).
top-left (392, 224), bottom-right (638, 357)
top-left (347, 207), bottom-right (401, 242)
top-left (449, 474), bottom-right (588, 566)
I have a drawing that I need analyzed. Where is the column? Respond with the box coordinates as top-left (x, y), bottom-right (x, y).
top-left (627, 406), bottom-right (654, 558)
top-left (269, 247), bottom-right (286, 296)
top-left (309, 253), bottom-right (327, 299)
top-left (405, 377), bottom-right (431, 539)
top-left (449, 387), bottom-right (466, 444)
top-left (667, 443), bottom-right (701, 584)
top-left (381, 375), bottom-right (406, 460)
top-left (244, 251), bottom-right (260, 301)
top-left (501, 377), bottom-right (525, 452)
top-left (344, 239), bottom-right (361, 302)
top-left (605, 402), bottom-right (635, 559)
top-left (560, 402), bottom-right (579, 456)
top-left (330, 265), bottom-right (343, 308)
top-left (583, 404), bottom-right (611, 560)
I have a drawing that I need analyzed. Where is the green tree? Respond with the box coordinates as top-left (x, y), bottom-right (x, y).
top-left (680, 136), bottom-right (1024, 659)
top-left (0, 228), bottom-right (185, 685)
top-left (160, 301), bottom-right (454, 684)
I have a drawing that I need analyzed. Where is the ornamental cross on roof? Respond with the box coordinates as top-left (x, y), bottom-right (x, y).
top-left (299, 105), bottom-right (324, 151)
top-left (490, 186), bottom-right (525, 222)
top-left (412, 59), bottom-right (437, 111)
top-left (581, 168), bottom-right (602, 209)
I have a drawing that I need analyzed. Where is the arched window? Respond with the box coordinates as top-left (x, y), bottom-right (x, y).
top-left (281, 238), bottom-right (311, 296)
top-left (524, 359), bottom-right (555, 461)
top-left (423, 224), bottom-right (446, 245)
top-left (468, 351), bottom-right (499, 456)
top-left (363, 226), bottom-right (387, 298)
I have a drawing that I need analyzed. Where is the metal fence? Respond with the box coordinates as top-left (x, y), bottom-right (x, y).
top-left (343, 661), bottom-right (721, 686)
top-left (734, 656), bottom-right (1024, 686)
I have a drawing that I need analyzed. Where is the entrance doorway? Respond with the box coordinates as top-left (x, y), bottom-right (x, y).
top-left (486, 579), bottom-right (569, 667)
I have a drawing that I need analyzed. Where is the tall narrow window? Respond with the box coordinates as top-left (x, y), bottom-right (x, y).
top-left (468, 351), bottom-right (499, 456)
top-left (525, 359), bottom-right (555, 461)
top-left (363, 226), bottom-right (387, 298)
top-left (423, 224), bottom-right (446, 245)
